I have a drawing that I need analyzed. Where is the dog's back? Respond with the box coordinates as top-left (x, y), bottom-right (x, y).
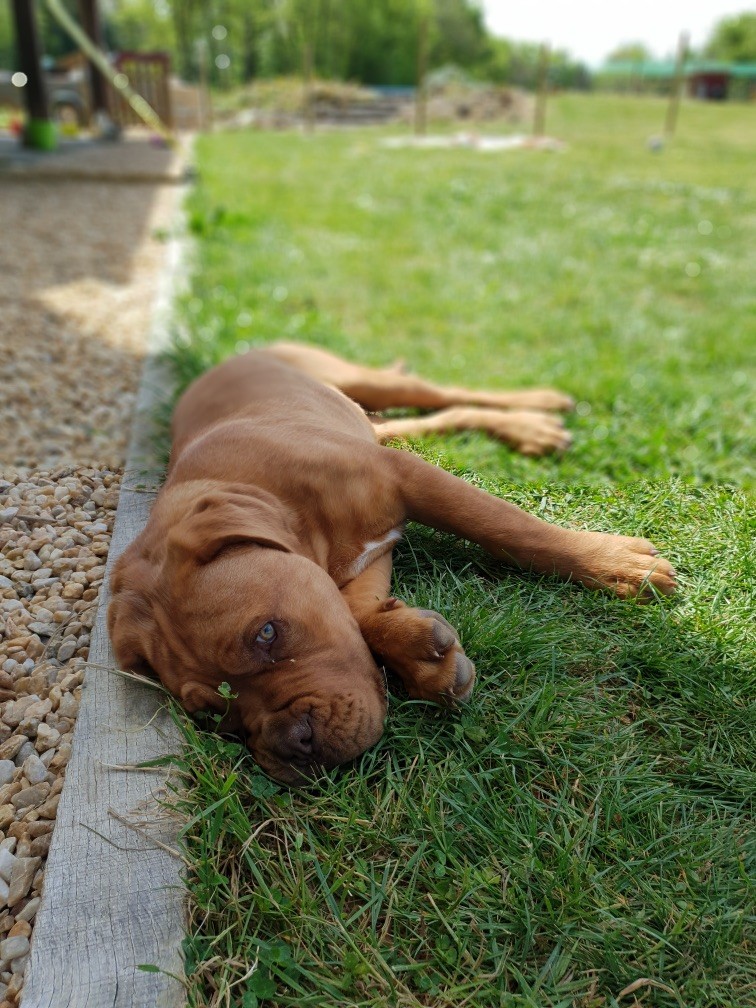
top-left (169, 349), bottom-right (373, 466)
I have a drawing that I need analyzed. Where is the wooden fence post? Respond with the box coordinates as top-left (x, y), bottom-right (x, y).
top-left (664, 32), bottom-right (689, 139)
top-left (302, 38), bottom-right (314, 132)
top-left (533, 43), bottom-right (550, 138)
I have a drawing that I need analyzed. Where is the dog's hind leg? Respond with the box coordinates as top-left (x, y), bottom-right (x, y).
top-left (265, 341), bottom-right (574, 413)
top-left (373, 407), bottom-right (572, 456)
top-left (340, 551), bottom-right (476, 704)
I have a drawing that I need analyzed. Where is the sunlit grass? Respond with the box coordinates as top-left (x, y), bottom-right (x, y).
top-left (162, 94), bottom-right (755, 1007)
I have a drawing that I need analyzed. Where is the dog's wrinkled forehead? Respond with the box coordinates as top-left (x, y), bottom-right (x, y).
top-left (156, 545), bottom-right (360, 673)
top-left (165, 488), bottom-right (299, 568)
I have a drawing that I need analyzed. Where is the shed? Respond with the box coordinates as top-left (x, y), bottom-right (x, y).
top-left (598, 58), bottom-right (756, 101)
top-left (688, 62), bottom-right (756, 101)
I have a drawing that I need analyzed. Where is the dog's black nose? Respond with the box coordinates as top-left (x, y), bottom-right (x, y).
top-left (276, 713), bottom-right (314, 762)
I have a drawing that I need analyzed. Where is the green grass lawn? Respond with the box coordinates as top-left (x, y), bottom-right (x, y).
top-left (162, 94), bottom-right (755, 1007)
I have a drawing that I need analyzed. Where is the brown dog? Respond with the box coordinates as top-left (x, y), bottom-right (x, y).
top-left (108, 342), bottom-right (676, 783)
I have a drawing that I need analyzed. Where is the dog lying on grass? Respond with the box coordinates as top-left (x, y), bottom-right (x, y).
top-left (109, 342), bottom-right (676, 784)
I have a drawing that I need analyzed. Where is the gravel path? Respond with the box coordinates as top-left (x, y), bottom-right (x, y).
top-left (0, 142), bottom-right (182, 1006)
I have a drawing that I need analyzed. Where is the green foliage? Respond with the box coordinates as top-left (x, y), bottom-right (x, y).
top-left (107, 0), bottom-right (175, 55)
top-left (0, 2), bottom-right (14, 71)
top-left (705, 11), bottom-right (756, 63)
top-left (326, 0), bottom-right (424, 86)
top-left (35, 0), bottom-right (79, 61)
top-left (430, 0), bottom-right (489, 71)
top-left (605, 42), bottom-right (654, 64)
top-left (0, 0), bottom-right (589, 91)
top-left (162, 96), bottom-right (756, 1007)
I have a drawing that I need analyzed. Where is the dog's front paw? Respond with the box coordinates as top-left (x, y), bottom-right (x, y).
top-left (572, 532), bottom-right (677, 599)
top-left (361, 603), bottom-right (475, 704)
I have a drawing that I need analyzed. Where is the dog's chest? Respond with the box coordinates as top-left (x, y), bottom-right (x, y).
top-left (345, 527), bottom-right (403, 580)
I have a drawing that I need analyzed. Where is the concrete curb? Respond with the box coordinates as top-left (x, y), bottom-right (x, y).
top-left (20, 176), bottom-right (192, 1008)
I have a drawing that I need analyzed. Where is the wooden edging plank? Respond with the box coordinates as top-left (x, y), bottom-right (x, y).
top-left (20, 175), bottom-right (191, 1008)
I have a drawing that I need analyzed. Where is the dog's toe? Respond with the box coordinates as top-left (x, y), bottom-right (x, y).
top-left (453, 653), bottom-right (475, 693)
top-left (431, 619), bottom-right (457, 655)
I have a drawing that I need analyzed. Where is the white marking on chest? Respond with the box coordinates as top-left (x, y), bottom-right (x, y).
top-left (347, 527), bottom-right (403, 580)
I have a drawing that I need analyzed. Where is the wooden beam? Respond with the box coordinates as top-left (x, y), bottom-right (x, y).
top-left (11, 0), bottom-right (50, 123)
top-left (78, 0), bottom-right (109, 118)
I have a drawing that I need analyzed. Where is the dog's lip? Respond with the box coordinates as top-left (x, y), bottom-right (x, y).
top-left (256, 749), bottom-right (374, 787)
top-left (246, 694), bottom-right (387, 783)
top-left (250, 743), bottom-right (334, 786)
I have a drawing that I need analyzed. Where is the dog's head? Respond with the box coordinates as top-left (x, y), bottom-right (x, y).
top-left (108, 485), bottom-right (387, 784)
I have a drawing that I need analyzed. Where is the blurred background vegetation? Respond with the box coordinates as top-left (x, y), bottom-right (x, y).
top-left (1, 2), bottom-right (755, 95)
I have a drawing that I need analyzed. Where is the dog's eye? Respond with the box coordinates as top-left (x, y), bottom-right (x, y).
top-left (256, 622), bottom-right (277, 645)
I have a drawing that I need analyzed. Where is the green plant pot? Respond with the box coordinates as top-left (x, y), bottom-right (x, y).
top-left (24, 118), bottom-right (57, 151)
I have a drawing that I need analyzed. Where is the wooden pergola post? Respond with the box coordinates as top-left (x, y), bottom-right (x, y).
top-left (78, 0), bottom-right (109, 123)
top-left (11, 0), bottom-right (56, 149)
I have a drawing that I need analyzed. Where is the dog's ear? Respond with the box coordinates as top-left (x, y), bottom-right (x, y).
top-left (167, 490), bottom-right (299, 566)
top-left (109, 580), bottom-right (226, 715)
top-left (108, 554), bottom-right (160, 677)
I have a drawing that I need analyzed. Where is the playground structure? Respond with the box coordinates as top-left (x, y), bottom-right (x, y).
top-left (8, 0), bottom-right (180, 149)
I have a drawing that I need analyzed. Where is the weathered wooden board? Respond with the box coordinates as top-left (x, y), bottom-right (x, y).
top-left (21, 188), bottom-right (189, 1008)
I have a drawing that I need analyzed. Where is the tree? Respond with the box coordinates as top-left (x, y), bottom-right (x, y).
top-left (605, 42), bottom-right (653, 64)
top-left (705, 12), bottom-right (756, 62)
top-left (0, 3), bottom-right (15, 69)
top-left (0, 0), bottom-right (594, 91)
top-left (430, 0), bottom-right (488, 69)
top-left (108, 0), bottom-right (176, 54)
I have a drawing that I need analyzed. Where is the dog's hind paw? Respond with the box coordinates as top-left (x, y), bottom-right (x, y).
top-left (479, 409), bottom-right (573, 456)
top-left (491, 389), bottom-right (575, 413)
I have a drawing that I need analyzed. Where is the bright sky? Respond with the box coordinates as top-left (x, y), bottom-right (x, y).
top-left (480, 1), bottom-right (753, 67)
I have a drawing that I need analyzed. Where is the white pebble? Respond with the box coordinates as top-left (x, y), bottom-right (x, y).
top-left (0, 936), bottom-right (30, 965)
top-left (0, 847), bottom-right (17, 883)
top-left (22, 753), bottom-right (49, 785)
top-left (57, 639), bottom-right (77, 662)
top-left (35, 723), bottom-right (61, 751)
top-left (17, 896), bottom-right (40, 922)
